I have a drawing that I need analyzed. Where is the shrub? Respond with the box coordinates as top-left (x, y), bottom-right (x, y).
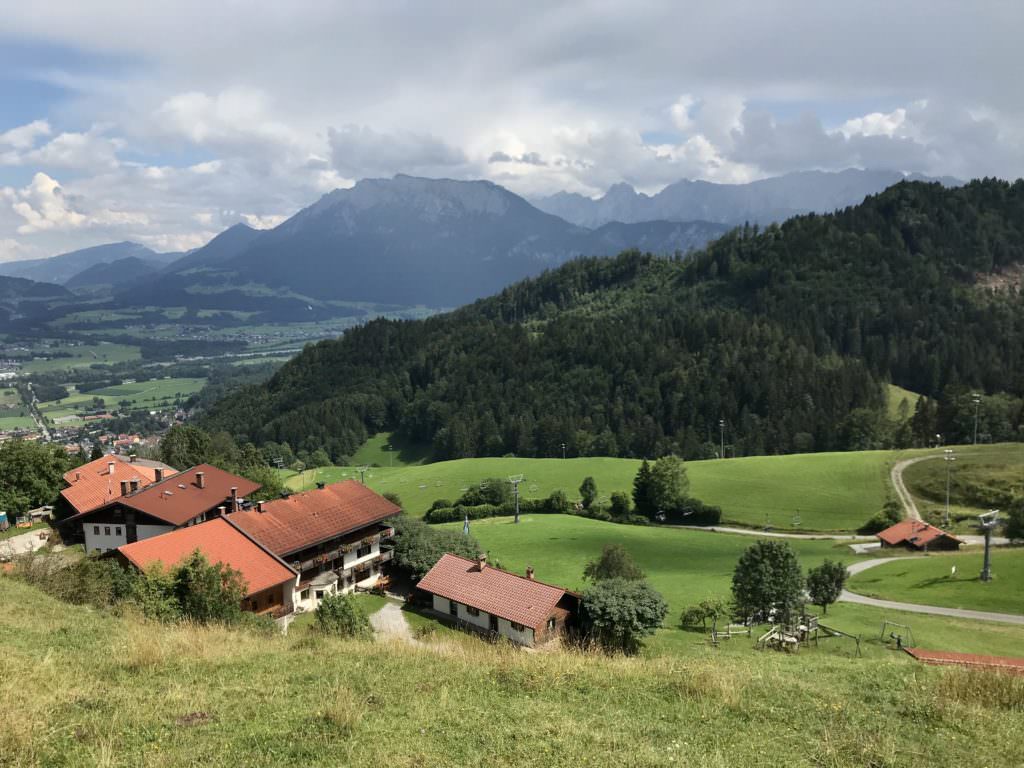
top-left (391, 515), bottom-right (480, 579)
top-left (581, 578), bottom-right (668, 654)
top-left (662, 497), bottom-right (722, 525)
top-left (173, 551), bottom-right (247, 624)
top-left (859, 500), bottom-right (904, 534)
top-left (680, 598), bottom-right (730, 630)
top-left (315, 593), bottom-right (371, 638)
top-left (609, 492), bottom-right (632, 519)
top-left (584, 544), bottom-right (645, 582)
top-left (806, 559), bottom-right (847, 615)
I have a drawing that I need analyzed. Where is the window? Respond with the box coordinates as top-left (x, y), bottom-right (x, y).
top-left (356, 545), bottom-right (371, 559)
top-left (511, 622), bottom-right (525, 632)
top-left (449, 600), bottom-right (458, 616)
top-left (115, 527), bottom-right (121, 536)
top-left (300, 589), bottom-right (310, 600)
top-left (466, 606), bottom-right (480, 617)
top-left (547, 617), bottom-right (556, 631)
top-left (93, 525), bottom-right (99, 535)
top-left (104, 526), bottom-right (111, 536)
top-left (315, 590), bottom-right (324, 600)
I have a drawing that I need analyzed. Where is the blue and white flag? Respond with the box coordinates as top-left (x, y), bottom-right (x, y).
top-left (463, 514), bottom-right (470, 536)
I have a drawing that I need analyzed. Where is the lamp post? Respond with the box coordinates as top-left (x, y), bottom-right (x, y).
top-left (972, 393), bottom-right (982, 445)
top-left (560, 442), bottom-right (567, 460)
top-left (978, 510), bottom-right (999, 582)
top-left (719, 418), bottom-right (725, 459)
top-left (943, 448), bottom-right (955, 528)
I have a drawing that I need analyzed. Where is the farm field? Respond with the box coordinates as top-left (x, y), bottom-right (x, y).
top-left (4, 579), bottom-right (1024, 768)
top-left (847, 548), bottom-right (1024, 616)
top-left (284, 449), bottom-right (906, 531)
top-left (36, 378), bottom-right (206, 422)
top-left (17, 342), bottom-right (140, 373)
top-left (0, 388), bottom-right (34, 431)
top-left (900, 443), bottom-right (1024, 529)
top-left (439, 514), bottom-right (1024, 658)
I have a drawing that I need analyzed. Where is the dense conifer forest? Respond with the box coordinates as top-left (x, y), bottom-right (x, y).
top-left (204, 179), bottom-right (1024, 461)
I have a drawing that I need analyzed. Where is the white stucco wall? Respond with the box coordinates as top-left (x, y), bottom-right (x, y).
top-left (497, 617), bottom-right (535, 646)
top-left (137, 524), bottom-right (173, 541)
top-left (341, 540), bottom-right (379, 569)
top-left (84, 525), bottom-right (126, 554)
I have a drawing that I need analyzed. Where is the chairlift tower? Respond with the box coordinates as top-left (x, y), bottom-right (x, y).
top-left (978, 510), bottom-right (999, 582)
top-left (972, 393), bottom-right (982, 445)
top-left (508, 474), bottom-right (524, 524)
top-left (719, 418), bottom-right (725, 459)
top-left (943, 448), bottom-right (955, 528)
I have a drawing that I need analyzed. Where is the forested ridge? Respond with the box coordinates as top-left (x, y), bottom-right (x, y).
top-left (204, 179), bottom-right (1024, 461)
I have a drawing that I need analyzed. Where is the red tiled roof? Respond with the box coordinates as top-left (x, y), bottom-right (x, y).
top-left (60, 455), bottom-right (178, 516)
top-left (228, 480), bottom-right (400, 556)
top-left (417, 554), bottom-right (570, 630)
top-left (876, 520), bottom-right (962, 547)
top-left (116, 517), bottom-right (295, 597)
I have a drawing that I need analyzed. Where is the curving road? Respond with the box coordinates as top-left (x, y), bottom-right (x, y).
top-left (839, 557), bottom-right (1024, 625)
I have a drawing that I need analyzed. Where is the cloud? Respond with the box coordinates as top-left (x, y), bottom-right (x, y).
top-left (488, 150), bottom-right (547, 166)
top-left (5, 172), bottom-right (147, 234)
top-left (328, 125), bottom-right (468, 179)
top-left (0, 120), bottom-right (51, 150)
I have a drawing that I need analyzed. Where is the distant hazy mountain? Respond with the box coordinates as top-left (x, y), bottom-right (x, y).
top-left (64, 256), bottom-right (159, 291)
top-left (0, 275), bottom-right (73, 323)
top-left (533, 169), bottom-right (962, 228)
top-left (137, 175), bottom-right (728, 308)
top-left (0, 242), bottom-right (179, 285)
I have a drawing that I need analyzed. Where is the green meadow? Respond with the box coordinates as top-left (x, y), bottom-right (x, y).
top-left (436, 514), bottom-right (1024, 658)
top-left (37, 378), bottom-right (206, 422)
top-left (3, 577), bottom-right (1023, 768)
top-left (285, 449), bottom-right (900, 532)
top-left (847, 548), bottom-right (1024, 616)
top-left (17, 342), bottom-right (141, 373)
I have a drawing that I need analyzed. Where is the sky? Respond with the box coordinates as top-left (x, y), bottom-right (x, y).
top-left (0, 1), bottom-right (1020, 261)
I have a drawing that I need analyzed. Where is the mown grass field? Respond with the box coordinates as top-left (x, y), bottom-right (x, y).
top-left (437, 514), bottom-right (1024, 658)
top-left (349, 431), bottom-right (430, 467)
top-left (285, 449), bottom-right (902, 531)
top-left (885, 383), bottom-right (921, 421)
top-left (848, 548), bottom-right (1024, 616)
top-left (901, 443), bottom-right (1024, 529)
top-left (17, 342), bottom-right (140, 373)
top-left (37, 378), bottom-right (206, 422)
top-left (2, 577), bottom-right (1023, 768)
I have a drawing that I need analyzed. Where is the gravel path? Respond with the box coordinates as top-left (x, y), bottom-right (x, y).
top-left (0, 529), bottom-right (54, 558)
top-left (889, 456), bottom-right (934, 521)
top-left (839, 556), bottom-right (1024, 625)
top-left (368, 602), bottom-right (417, 644)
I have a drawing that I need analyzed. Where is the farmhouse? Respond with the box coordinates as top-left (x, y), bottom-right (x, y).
top-left (69, 464), bottom-right (260, 554)
top-left (115, 517), bottom-right (298, 617)
top-left (877, 520), bottom-right (963, 551)
top-left (229, 480), bottom-right (400, 611)
top-left (59, 455), bottom-right (178, 517)
top-left (417, 553), bottom-right (579, 647)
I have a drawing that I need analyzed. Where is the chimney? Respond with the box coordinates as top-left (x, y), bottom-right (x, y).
top-left (257, 501), bottom-right (265, 513)
top-left (74, 471), bottom-right (81, 482)
top-left (129, 454), bottom-right (137, 463)
top-left (120, 480), bottom-right (130, 496)
top-left (129, 478), bottom-right (140, 492)
top-left (230, 487), bottom-right (238, 512)
top-left (526, 566), bottom-right (535, 580)
top-left (476, 553), bottom-right (487, 572)
top-left (217, 505), bottom-right (227, 517)
top-left (108, 461), bottom-right (116, 476)
top-left (196, 471), bottom-right (205, 489)
top-left (154, 468), bottom-right (164, 482)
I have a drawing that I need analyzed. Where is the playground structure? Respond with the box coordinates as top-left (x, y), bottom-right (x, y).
top-left (880, 619), bottom-right (915, 650)
top-left (708, 618), bottom-right (752, 645)
top-left (754, 612), bottom-right (862, 656)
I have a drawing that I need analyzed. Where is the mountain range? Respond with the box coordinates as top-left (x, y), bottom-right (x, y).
top-left (203, 178), bottom-right (1024, 463)
top-left (0, 242), bottom-right (180, 285)
top-left (532, 169), bottom-right (962, 228)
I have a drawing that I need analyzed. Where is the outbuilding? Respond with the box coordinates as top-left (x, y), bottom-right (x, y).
top-left (416, 553), bottom-right (578, 647)
top-left (876, 520), bottom-right (962, 551)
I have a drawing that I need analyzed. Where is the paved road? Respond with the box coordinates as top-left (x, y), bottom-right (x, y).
top-left (678, 525), bottom-right (873, 541)
top-left (839, 557), bottom-right (1024, 625)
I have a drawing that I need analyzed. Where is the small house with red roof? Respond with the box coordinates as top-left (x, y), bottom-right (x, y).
top-left (115, 517), bottom-right (298, 617)
top-left (416, 553), bottom-right (579, 647)
top-left (877, 520), bottom-right (962, 551)
top-left (229, 480), bottom-right (400, 611)
top-left (69, 464), bottom-right (260, 555)
top-left (60, 455), bottom-right (178, 519)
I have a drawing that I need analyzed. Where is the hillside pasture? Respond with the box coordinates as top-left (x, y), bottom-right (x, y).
top-left (847, 548), bottom-right (1024, 616)
top-left (284, 450), bottom-right (898, 532)
top-left (440, 514), bottom-right (1024, 658)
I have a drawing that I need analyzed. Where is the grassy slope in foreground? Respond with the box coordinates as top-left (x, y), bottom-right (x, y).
top-left (443, 514), bottom-right (1024, 658)
top-left (2, 578), bottom-right (1023, 768)
top-left (847, 548), bottom-right (1024, 616)
top-left (286, 449), bottom-right (899, 531)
